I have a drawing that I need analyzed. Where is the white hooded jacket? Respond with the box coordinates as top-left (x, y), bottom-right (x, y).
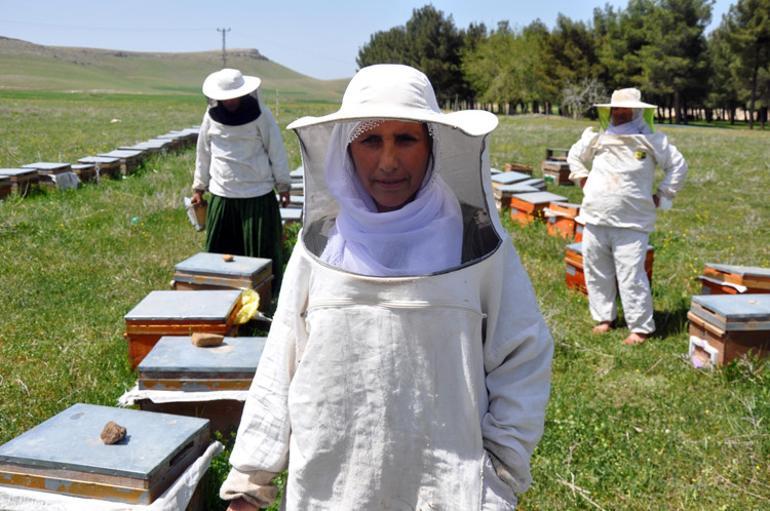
top-left (193, 96), bottom-right (291, 198)
top-left (220, 65), bottom-right (553, 510)
top-left (567, 127), bottom-right (688, 232)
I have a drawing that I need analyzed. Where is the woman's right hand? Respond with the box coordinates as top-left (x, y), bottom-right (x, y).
top-left (226, 497), bottom-right (259, 511)
top-left (191, 190), bottom-right (204, 206)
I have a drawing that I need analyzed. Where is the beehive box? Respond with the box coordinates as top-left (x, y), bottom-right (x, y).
top-left (287, 195), bottom-right (305, 208)
top-left (0, 168), bottom-right (39, 197)
top-left (136, 336), bottom-right (266, 434)
top-left (98, 149), bottom-right (145, 176)
top-left (281, 207), bottom-right (303, 226)
top-left (574, 217), bottom-right (586, 242)
top-left (78, 156), bottom-right (121, 179)
top-left (493, 183), bottom-right (539, 211)
top-left (698, 263), bottom-right (770, 295)
top-left (565, 242), bottom-right (654, 294)
top-left (545, 148), bottom-right (569, 161)
top-left (22, 162), bottom-right (72, 188)
top-left (509, 191), bottom-right (568, 226)
top-left (520, 177), bottom-right (546, 191)
top-left (0, 175), bottom-right (12, 199)
top-left (503, 162), bottom-right (533, 175)
top-left (173, 252), bottom-right (273, 309)
top-left (491, 170), bottom-right (530, 189)
top-left (688, 294), bottom-right (770, 367)
top-left (124, 290), bottom-right (243, 368)
top-left (541, 159), bottom-right (573, 186)
top-left (545, 202), bottom-right (581, 239)
top-left (157, 132), bottom-right (186, 151)
top-left (290, 182), bottom-right (304, 196)
top-left (71, 163), bottom-right (98, 183)
top-left (120, 140), bottom-right (166, 156)
top-left (138, 336), bottom-right (265, 392)
top-left (0, 403), bottom-right (210, 505)
top-left (290, 165), bottom-right (304, 182)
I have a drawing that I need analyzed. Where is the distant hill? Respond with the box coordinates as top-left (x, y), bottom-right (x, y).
top-left (0, 36), bottom-right (348, 102)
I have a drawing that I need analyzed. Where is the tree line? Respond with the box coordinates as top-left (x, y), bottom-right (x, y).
top-left (356, 0), bottom-right (770, 128)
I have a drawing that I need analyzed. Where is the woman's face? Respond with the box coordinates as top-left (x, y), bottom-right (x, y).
top-left (611, 107), bottom-right (634, 126)
top-left (349, 120), bottom-right (431, 212)
top-left (221, 97), bottom-right (242, 112)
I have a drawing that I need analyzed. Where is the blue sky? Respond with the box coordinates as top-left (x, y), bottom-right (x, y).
top-left (0, 0), bottom-right (734, 80)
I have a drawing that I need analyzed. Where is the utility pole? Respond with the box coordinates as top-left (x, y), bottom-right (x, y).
top-left (217, 27), bottom-right (231, 68)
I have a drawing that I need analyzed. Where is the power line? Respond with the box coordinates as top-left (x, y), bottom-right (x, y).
top-left (217, 27), bottom-right (231, 68)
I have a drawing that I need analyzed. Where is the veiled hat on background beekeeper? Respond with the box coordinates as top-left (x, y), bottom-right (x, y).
top-left (595, 87), bottom-right (657, 135)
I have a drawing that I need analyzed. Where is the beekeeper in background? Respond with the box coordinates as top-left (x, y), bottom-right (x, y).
top-left (191, 68), bottom-right (291, 287)
top-left (220, 64), bottom-right (553, 510)
top-left (568, 87), bottom-right (688, 345)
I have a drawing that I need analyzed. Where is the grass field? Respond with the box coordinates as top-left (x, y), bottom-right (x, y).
top-left (0, 92), bottom-right (768, 510)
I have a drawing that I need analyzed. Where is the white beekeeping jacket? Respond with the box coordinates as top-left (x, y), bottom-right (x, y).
top-left (221, 117), bottom-right (553, 510)
top-left (567, 127), bottom-right (688, 232)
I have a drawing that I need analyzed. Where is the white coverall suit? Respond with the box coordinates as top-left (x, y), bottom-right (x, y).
top-left (219, 118), bottom-right (554, 510)
top-left (568, 127), bottom-right (688, 333)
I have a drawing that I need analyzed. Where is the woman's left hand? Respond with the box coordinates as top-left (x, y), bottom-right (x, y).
top-left (279, 191), bottom-right (290, 207)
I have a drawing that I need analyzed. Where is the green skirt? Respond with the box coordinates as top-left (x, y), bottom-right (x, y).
top-left (205, 193), bottom-right (284, 288)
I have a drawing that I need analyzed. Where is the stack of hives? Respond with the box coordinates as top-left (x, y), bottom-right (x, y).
top-left (541, 148), bottom-right (573, 186)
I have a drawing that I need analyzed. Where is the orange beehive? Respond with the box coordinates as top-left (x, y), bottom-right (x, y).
top-left (124, 290), bottom-right (242, 369)
top-left (509, 192), bottom-right (568, 226)
top-left (697, 263), bottom-right (770, 295)
top-left (545, 202), bottom-right (581, 239)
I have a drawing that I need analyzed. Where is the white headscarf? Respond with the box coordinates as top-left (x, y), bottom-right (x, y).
top-left (606, 108), bottom-right (653, 135)
top-left (319, 121), bottom-right (463, 277)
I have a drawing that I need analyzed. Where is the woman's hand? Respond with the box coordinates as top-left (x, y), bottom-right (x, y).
top-left (226, 497), bottom-right (259, 511)
top-left (579, 177), bottom-right (587, 189)
top-left (191, 189), bottom-right (205, 206)
top-left (279, 191), bottom-right (290, 207)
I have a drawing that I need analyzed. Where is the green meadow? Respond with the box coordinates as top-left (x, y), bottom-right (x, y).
top-left (0, 90), bottom-right (768, 510)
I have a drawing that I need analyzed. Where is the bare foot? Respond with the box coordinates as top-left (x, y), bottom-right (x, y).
top-left (592, 321), bottom-right (614, 334)
top-left (623, 332), bottom-right (649, 345)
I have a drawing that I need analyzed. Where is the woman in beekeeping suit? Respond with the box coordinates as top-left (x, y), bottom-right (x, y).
top-left (221, 64), bottom-right (553, 511)
top-left (567, 88), bottom-right (688, 345)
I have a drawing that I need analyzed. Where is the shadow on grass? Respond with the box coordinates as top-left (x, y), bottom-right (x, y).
top-left (652, 304), bottom-right (690, 340)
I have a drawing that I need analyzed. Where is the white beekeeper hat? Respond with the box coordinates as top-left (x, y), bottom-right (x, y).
top-left (595, 87), bottom-right (656, 109)
top-left (287, 64), bottom-right (497, 136)
top-left (202, 68), bottom-right (261, 101)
